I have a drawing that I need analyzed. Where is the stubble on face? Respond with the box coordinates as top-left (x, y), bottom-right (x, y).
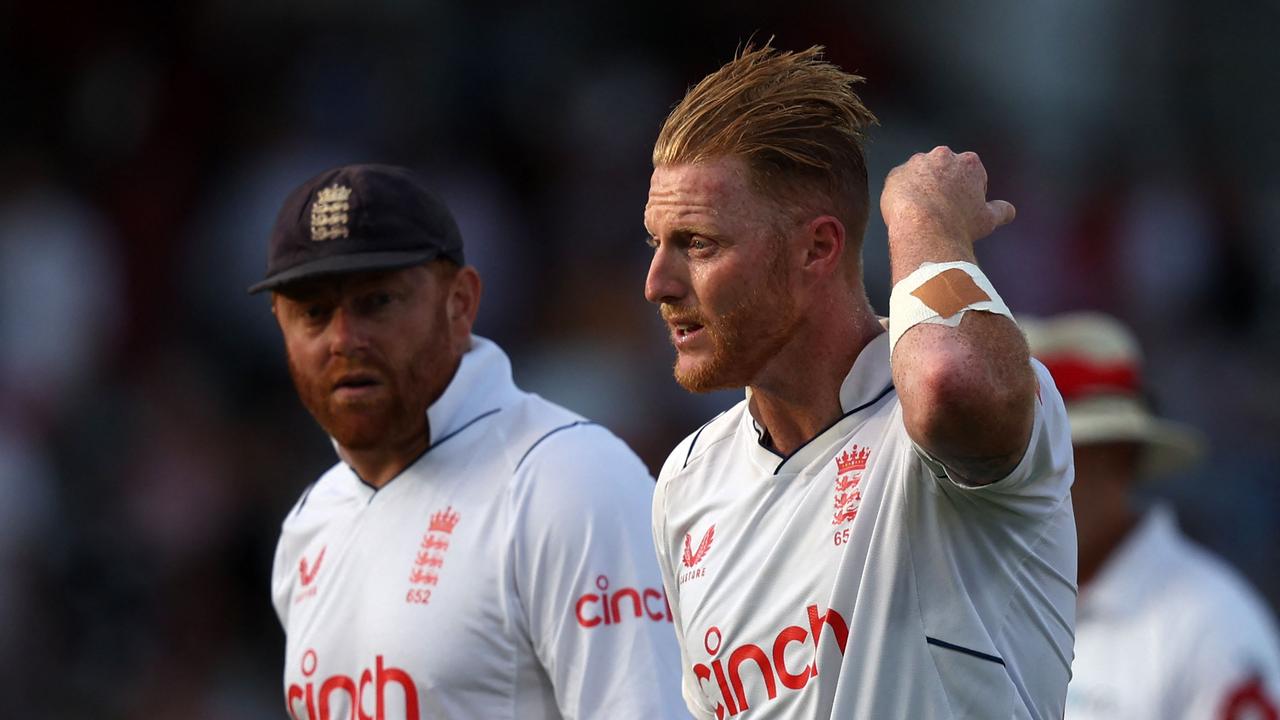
top-left (286, 342), bottom-right (426, 451)
top-left (283, 272), bottom-right (456, 452)
top-left (666, 233), bottom-right (800, 393)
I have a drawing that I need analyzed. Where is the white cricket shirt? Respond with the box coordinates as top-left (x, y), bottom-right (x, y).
top-left (273, 336), bottom-right (688, 720)
top-left (1067, 504), bottom-right (1280, 720)
top-left (653, 331), bottom-right (1078, 719)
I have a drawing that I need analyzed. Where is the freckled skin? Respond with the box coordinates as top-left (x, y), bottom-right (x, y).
top-left (881, 147), bottom-right (1015, 280)
top-left (644, 157), bottom-right (883, 453)
top-left (273, 262), bottom-right (481, 486)
top-left (883, 147), bottom-right (1033, 484)
top-left (643, 159), bottom-right (801, 393)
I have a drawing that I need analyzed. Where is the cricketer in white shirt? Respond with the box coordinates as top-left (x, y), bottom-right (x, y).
top-left (273, 336), bottom-right (689, 720)
top-left (652, 331), bottom-right (1077, 719)
top-left (1067, 504), bottom-right (1280, 720)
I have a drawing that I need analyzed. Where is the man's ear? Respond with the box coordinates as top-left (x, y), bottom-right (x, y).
top-left (269, 292), bottom-right (284, 327)
top-left (448, 265), bottom-right (483, 331)
top-left (801, 215), bottom-right (847, 278)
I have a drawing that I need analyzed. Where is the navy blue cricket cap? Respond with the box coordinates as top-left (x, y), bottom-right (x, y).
top-left (248, 164), bottom-right (464, 294)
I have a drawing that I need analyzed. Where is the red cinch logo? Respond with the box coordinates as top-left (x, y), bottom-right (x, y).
top-left (832, 445), bottom-right (870, 526)
top-left (405, 506), bottom-right (459, 606)
top-left (285, 649), bottom-right (420, 720)
top-left (295, 545), bottom-right (327, 605)
top-left (574, 574), bottom-right (674, 628)
top-left (693, 605), bottom-right (849, 718)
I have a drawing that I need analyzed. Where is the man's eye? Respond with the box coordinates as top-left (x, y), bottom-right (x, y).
top-left (303, 305), bottom-right (329, 321)
top-left (689, 236), bottom-right (710, 251)
top-left (357, 292), bottom-right (393, 313)
top-left (645, 236), bottom-right (659, 250)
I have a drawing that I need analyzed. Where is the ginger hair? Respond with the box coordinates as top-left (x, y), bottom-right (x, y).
top-left (654, 43), bottom-right (878, 247)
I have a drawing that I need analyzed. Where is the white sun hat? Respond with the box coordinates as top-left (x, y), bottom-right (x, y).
top-left (1020, 312), bottom-right (1205, 479)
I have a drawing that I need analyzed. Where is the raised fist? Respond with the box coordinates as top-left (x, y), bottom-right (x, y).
top-left (880, 146), bottom-right (1015, 251)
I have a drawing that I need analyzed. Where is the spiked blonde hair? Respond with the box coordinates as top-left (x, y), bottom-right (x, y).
top-left (654, 44), bottom-right (878, 243)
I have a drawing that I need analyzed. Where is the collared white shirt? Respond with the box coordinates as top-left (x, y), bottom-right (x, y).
top-left (1068, 505), bottom-right (1280, 720)
top-left (273, 336), bottom-right (688, 720)
top-left (653, 331), bottom-right (1078, 719)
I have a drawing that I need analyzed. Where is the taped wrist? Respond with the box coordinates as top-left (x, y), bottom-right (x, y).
top-left (888, 261), bottom-right (1013, 356)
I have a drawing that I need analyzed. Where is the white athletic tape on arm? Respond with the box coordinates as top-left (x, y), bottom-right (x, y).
top-left (888, 261), bottom-right (1013, 356)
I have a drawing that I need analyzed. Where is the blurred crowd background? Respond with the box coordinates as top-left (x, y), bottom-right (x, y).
top-left (2, 0), bottom-right (1278, 716)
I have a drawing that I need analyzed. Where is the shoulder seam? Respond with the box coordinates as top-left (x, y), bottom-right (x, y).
top-left (293, 480), bottom-right (319, 518)
top-left (514, 420), bottom-right (599, 472)
top-left (434, 407), bottom-right (502, 448)
top-left (681, 409), bottom-right (738, 470)
top-left (682, 413), bottom-right (722, 469)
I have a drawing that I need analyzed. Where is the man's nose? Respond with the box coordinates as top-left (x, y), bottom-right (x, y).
top-left (644, 244), bottom-right (687, 305)
top-left (327, 306), bottom-right (370, 357)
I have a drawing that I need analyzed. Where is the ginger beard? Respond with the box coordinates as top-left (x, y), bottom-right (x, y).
top-left (663, 236), bottom-right (800, 393)
top-left (285, 300), bottom-right (454, 452)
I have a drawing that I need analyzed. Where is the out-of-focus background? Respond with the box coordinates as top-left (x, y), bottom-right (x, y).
top-left (2, 1), bottom-right (1278, 716)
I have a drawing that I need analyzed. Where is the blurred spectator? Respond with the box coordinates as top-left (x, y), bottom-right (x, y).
top-left (1024, 313), bottom-right (1280, 720)
top-left (0, 175), bottom-right (123, 420)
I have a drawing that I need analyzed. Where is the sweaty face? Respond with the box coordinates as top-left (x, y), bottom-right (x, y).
top-left (644, 157), bottom-right (801, 392)
top-left (274, 265), bottom-right (459, 453)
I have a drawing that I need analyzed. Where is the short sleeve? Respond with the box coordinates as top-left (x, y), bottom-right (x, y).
top-left (917, 359), bottom-right (1075, 515)
top-left (509, 424), bottom-right (691, 720)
